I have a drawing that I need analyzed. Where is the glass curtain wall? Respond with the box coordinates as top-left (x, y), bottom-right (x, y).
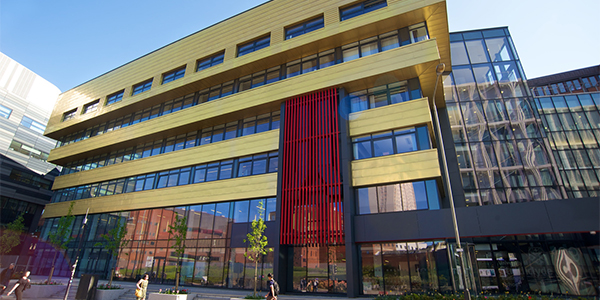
top-left (358, 235), bottom-right (599, 296)
top-left (34, 198), bottom-right (276, 291)
top-left (360, 241), bottom-right (453, 295)
top-left (444, 28), bottom-right (564, 205)
top-left (535, 93), bottom-right (600, 197)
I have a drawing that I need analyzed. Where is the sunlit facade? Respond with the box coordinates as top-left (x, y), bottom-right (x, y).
top-left (37, 3), bottom-right (598, 298)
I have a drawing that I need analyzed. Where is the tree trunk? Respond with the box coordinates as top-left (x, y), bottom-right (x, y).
top-left (109, 266), bottom-right (115, 287)
top-left (253, 254), bottom-right (258, 296)
top-left (48, 249), bottom-right (58, 283)
top-left (175, 260), bottom-right (180, 291)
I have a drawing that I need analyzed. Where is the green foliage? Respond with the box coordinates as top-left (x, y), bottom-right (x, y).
top-left (0, 213), bottom-right (25, 254)
top-left (48, 202), bottom-right (76, 250)
top-left (167, 213), bottom-right (188, 291)
top-left (244, 201), bottom-right (273, 296)
top-left (97, 284), bottom-right (122, 289)
top-left (244, 294), bottom-right (265, 299)
top-left (94, 212), bottom-right (129, 286)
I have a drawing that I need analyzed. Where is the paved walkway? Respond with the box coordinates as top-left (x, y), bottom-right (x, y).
top-left (2, 275), bottom-right (355, 300)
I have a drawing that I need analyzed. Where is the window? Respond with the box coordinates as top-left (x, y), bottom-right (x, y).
top-left (340, 0), bottom-right (387, 21)
top-left (9, 140), bottom-right (49, 161)
top-left (237, 35), bottom-right (270, 57)
top-left (0, 104), bottom-right (12, 119)
top-left (20, 116), bottom-right (46, 134)
top-left (162, 67), bottom-right (186, 84)
top-left (353, 126), bottom-right (430, 159)
top-left (132, 79), bottom-right (153, 95)
top-left (285, 16), bottom-right (324, 39)
top-left (341, 23), bottom-right (427, 63)
top-left (62, 109), bottom-right (77, 122)
top-left (52, 151), bottom-right (279, 203)
top-left (106, 90), bottom-right (124, 105)
top-left (82, 100), bottom-right (99, 114)
top-left (197, 52), bottom-right (225, 71)
top-left (357, 180), bottom-right (440, 214)
top-left (349, 79), bottom-right (422, 113)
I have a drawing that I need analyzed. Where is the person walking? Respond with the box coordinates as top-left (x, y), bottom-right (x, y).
top-left (6, 271), bottom-right (30, 300)
top-left (0, 263), bottom-right (15, 295)
top-left (266, 273), bottom-right (277, 300)
top-left (136, 273), bottom-right (149, 300)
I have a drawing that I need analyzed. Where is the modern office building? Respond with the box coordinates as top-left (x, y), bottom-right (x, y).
top-left (443, 28), bottom-right (598, 296)
top-left (0, 52), bottom-right (61, 233)
top-left (38, 0), bottom-right (598, 297)
top-left (528, 66), bottom-right (600, 198)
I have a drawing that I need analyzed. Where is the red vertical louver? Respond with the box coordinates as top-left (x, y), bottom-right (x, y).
top-left (280, 88), bottom-right (344, 246)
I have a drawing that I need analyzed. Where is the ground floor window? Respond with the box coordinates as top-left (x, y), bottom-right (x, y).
top-left (360, 241), bottom-right (452, 295)
top-left (359, 234), bottom-right (599, 296)
top-left (289, 245), bottom-right (347, 293)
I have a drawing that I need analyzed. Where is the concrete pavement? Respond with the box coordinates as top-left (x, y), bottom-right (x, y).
top-left (1, 275), bottom-right (356, 300)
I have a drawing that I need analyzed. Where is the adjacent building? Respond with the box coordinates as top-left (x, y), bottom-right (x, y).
top-left (528, 65), bottom-right (600, 197)
top-left (0, 52), bottom-right (60, 269)
top-left (37, 0), bottom-right (598, 297)
top-left (0, 52), bottom-right (61, 232)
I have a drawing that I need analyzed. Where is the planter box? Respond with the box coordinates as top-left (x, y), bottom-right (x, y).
top-left (95, 288), bottom-right (127, 300)
top-left (23, 285), bottom-right (66, 298)
top-left (148, 293), bottom-right (188, 300)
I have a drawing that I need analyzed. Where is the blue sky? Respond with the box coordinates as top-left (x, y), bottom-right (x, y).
top-left (1, 0), bottom-right (598, 92)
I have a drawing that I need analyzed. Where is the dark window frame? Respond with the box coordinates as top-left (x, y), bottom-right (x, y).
top-left (62, 109), bottom-right (78, 122)
top-left (162, 66), bottom-right (186, 84)
top-left (285, 16), bottom-right (325, 40)
top-left (237, 35), bottom-right (271, 57)
top-left (132, 79), bottom-right (153, 95)
top-left (106, 90), bottom-right (125, 105)
top-left (340, 0), bottom-right (387, 21)
top-left (82, 100), bottom-right (100, 114)
top-left (197, 52), bottom-right (225, 72)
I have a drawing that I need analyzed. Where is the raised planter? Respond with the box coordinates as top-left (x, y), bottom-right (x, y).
top-left (23, 285), bottom-right (66, 298)
top-left (95, 288), bottom-right (127, 300)
top-left (147, 293), bottom-right (188, 300)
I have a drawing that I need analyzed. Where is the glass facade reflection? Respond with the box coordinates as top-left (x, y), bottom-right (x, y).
top-left (34, 198), bottom-right (276, 290)
top-left (535, 93), bottom-right (600, 197)
top-left (359, 234), bottom-right (599, 296)
top-left (444, 28), bottom-right (564, 205)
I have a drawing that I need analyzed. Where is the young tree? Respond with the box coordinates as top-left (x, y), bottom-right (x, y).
top-left (0, 213), bottom-right (25, 255)
top-left (47, 202), bottom-right (75, 283)
top-left (167, 213), bottom-right (188, 291)
top-left (94, 213), bottom-right (129, 287)
top-left (244, 201), bottom-right (272, 297)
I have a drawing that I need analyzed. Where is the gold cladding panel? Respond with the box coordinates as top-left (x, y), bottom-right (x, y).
top-left (351, 149), bottom-right (441, 187)
top-left (43, 173), bottom-right (277, 219)
top-left (52, 129), bottom-right (279, 190)
top-left (48, 40), bottom-right (440, 164)
top-left (46, 0), bottom-right (448, 138)
top-left (349, 97), bottom-right (432, 137)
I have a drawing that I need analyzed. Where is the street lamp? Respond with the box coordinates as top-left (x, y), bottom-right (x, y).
top-left (64, 208), bottom-right (89, 300)
top-left (431, 63), bottom-right (472, 300)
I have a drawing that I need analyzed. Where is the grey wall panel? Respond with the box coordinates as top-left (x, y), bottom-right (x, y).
top-left (474, 202), bottom-right (554, 236)
top-left (230, 221), bottom-right (277, 248)
top-left (545, 197), bottom-right (600, 232)
top-left (230, 223), bottom-right (249, 248)
top-left (354, 199), bottom-right (600, 243)
top-left (416, 209), bottom-right (455, 239)
top-left (355, 211), bottom-right (421, 242)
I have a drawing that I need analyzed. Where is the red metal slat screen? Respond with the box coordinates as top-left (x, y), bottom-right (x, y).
top-left (280, 88), bottom-right (344, 246)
